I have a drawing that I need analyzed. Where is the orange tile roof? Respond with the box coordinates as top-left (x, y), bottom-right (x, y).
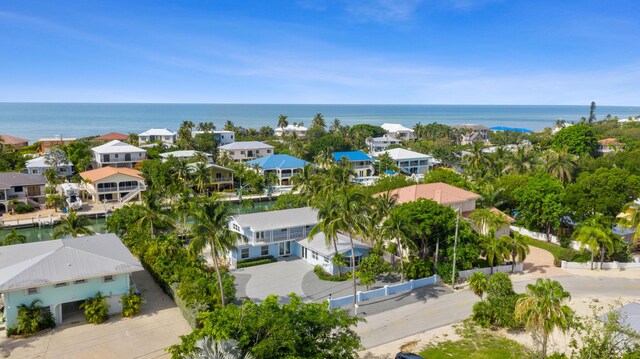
top-left (94, 132), bottom-right (129, 141)
top-left (0, 134), bottom-right (29, 145)
top-left (598, 138), bottom-right (623, 146)
top-left (381, 182), bottom-right (481, 205)
top-left (80, 167), bottom-right (143, 182)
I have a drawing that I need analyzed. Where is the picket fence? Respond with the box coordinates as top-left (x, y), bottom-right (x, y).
top-left (510, 225), bottom-right (582, 250)
top-left (457, 262), bottom-right (524, 280)
top-left (561, 259), bottom-right (640, 270)
top-left (327, 275), bottom-right (440, 308)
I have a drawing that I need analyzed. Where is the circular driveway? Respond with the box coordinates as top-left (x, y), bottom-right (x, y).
top-left (233, 257), bottom-right (313, 303)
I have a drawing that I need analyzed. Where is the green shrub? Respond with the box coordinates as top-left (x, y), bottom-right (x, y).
top-left (9, 299), bottom-right (56, 336)
top-left (121, 290), bottom-right (144, 318)
top-left (472, 300), bottom-right (494, 328)
top-left (314, 265), bottom-right (350, 282)
top-left (80, 292), bottom-right (110, 324)
top-left (14, 204), bottom-right (34, 214)
top-left (237, 255), bottom-right (277, 268)
top-left (471, 273), bottom-right (522, 330)
top-left (403, 257), bottom-right (433, 280)
top-left (436, 262), bottom-right (458, 284)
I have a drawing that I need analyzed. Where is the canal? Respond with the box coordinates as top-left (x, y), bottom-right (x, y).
top-left (0, 199), bottom-right (277, 243)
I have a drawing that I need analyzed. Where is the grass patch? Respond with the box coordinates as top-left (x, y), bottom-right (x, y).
top-left (237, 255), bottom-right (277, 268)
top-left (313, 265), bottom-right (350, 282)
top-left (521, 236), bottom-right (586, 266)
top-left (420, 322), bottom-right (530, 359)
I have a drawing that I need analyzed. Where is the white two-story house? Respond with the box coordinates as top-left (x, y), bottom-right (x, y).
top-left (366, 135), bottom-right (402, 152)
top-left (275, 124), bottom-right (308, 138)
top-left (138, 128), bottom-right (178, 146)
top-left (381, 123), bottom-right (415, 141)
top-left (373, 148), bottom-right (432, 176)
top-left (191, 130), bottom-right (236, 146)
top-left (218, 141), bottom-right (274, 162)
top-left (0, 172), bottom-right (48, 213)
top-left (91, 140), bottom-right (147, 169)
top-left (25, 156), bottom-right (74, 178)
top-left (246, 154), bottom-right (308, 186)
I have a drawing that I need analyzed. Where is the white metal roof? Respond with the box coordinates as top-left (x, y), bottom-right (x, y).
top-left (138, 128), bottom-right (176, 136)
top-left (159, 150), bottom-right (212, 159)
top-left (381, 123), bottom-right (414, 133)
top-left (219, 141), bottom-right (274, 150)
top-left (232, 207), bottom-right (318, 232)
top-left (25, 156), bottom-right (72, 168)
top-left (92, 140), bottom-right (146, 154)
top-left (374, 148), bottom-right (432, 161)
top-left (298, 232), bottom-right (370, 257)
top-left (0, 233), bottom-right (143, 292)
top-left (275, 124), bottom-right (308, 132)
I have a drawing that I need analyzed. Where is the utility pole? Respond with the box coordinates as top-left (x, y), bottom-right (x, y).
top-left (451, 205), bottom-right (461, 288)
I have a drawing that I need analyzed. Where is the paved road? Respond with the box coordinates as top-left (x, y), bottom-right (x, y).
top-left (357, 275), bottom-right (640, 349)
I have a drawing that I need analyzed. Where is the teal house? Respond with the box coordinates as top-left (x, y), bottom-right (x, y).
top-left (0, 234), bottom-right (143, 328)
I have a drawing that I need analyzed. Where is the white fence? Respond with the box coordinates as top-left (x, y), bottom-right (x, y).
top-left (327, 275), bottom-right (440, 308)
top-left (458, 262), bottom-right (524, 280)
top-left (510, 226), bottom-right (582, 250)
top-left (561, 260), bottom-right (640, 270)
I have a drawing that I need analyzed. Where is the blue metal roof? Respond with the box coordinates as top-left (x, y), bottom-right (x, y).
top-left (247, 154), bottom-right (308, 169)
top-left (384, 170), bottom-right (396, 175)
top-left (332, 151), bottom-right (372, 162)
top-left (490, 126), bottom-right (533, 133)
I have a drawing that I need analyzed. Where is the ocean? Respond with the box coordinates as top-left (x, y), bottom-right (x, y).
top-left (1, 103), bottom-right (640, 142)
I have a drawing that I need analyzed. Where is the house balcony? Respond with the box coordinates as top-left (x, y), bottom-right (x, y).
top-left (250, 227), bottom-right (310, 244)
top-left (352, 163), bottom-right (373, 170)
top-left (213, 177), bottom-right (233, 183)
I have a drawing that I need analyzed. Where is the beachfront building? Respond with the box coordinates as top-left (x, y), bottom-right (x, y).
top-left (138, 128), bottom-right (178, 146)
top-left (0, 172), bottom-right (48, 213)
top-left (373, 148), bottom-right (432, 175)
top-left (246, 154), bottom-right (308, 186)
top-left (38, 137), bottom-right (76, 154)
top-left (91, 140), bottom-right (147, 169)
top-left (597, 138), bottom-right (624, 156)
top-left (452, 124), bottom-right (490, 145)
top-left (218, 141), bottom-right (274, 162)
top-left (366, 135), bottom-right (402, 152)
top-left (275, 124), bottom-right (308, 138)
top-left (187, 163), bottom-right (234, 191)
top-left (79, 167), bottom-right (146, 203)
top-left (192, 130), bottom-right (236, 146)
top-left (381, 123), bottom-right (415, 141)
top-left (0, 134), bottom-right (29, 150)
top-left (160, 150), bottom-right (213, 163)
top-left (93, 132), bottom-right (129, 142)
top-left (227, 207), bottom-right (372, 272)
top-left (0, 233), bottom-right (144, 328)
top-left (332, 151), bottom-right (374, 178)
top-left (25, 156), bottom-right (74, 177)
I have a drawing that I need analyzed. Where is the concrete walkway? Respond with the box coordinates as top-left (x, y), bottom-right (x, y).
top-left (233, 257), bottom-right (314, 303)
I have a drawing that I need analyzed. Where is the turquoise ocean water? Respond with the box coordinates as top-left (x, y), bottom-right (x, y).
top-left (1, 103), bottom-right (640, 142)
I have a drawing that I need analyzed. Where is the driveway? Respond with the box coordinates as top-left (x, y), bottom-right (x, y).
top-left (0, 270), bottom-right (192, 359)
top-left (233, 257), bottom-right (314, 303)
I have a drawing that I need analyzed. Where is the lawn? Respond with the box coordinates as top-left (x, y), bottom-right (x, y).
top-left (522, 236), bottom-right (586, 265)
top-left (420, 323), bottom-right (530, 359)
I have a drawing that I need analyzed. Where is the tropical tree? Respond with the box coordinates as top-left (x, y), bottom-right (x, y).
top-left (291, 163), bottom-right (315, 201)
top-left (308, 195), bottom-right (341, 258)
top-left (468, 271), bottom-right (488, 299)
top-left (381, 206), bottom-right (418, 282)
top-left (515, 279), bottom-right (574, 358)
top-left (46, 193), bottom-right (65, 212)
top-left (480, 234), bottom-right (509, 274)
top-left (1, 228), bottom-right (27, 246)
top-left (7, 198), bottom-right (20, 214)
top-left (503, 232), bottom-right (530, 272)
top-left (191, 162), bottom-right (211, 194)
top-left (469, 208), bottom-right (508, 237)
top-left (463, 141), bottom-right (490, 178)
top-left (503, 146), bottom-right (537, 175)
top-left (188, 195), bottom-right (239, 307)
top-left (16, 299), bottom-right (55, 335)
top-left (573, 216), bottom-right (614, 270)
top-left (617, 202), bottom-right (640, 248)
top-left (329, 118), bottom-right (341, 133)
top-left (135, 191), bottom-right (173, 239)
top-left (543, 149), bottom-right (578, 185)
top-left (277, 114), bottom-right (288, 131)
top-left (52, 209), bottom-right (96, 239)
top-left (311, 113), bottom-right (326, 129)
top-left (186, 338), bottom-right (254, 359)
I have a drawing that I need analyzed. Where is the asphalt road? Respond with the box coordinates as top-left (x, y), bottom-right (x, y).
top-left (357, 276), bottom-right (640, 349)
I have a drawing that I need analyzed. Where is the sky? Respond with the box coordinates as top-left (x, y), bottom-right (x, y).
top-left (1, 0), bottom-right (639, 105)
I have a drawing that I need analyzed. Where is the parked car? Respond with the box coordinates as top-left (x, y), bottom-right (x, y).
top-left (395, 353), bottom-right (424, 359)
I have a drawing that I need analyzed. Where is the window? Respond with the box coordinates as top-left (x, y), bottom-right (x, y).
top-left (261, 245), bottom-right (269, 256)
top-left (267, 149), bottom-right (271, 154)
top-left (324, 256), bottom-right (330, 264)
top-left (55, 282), bottom-right (68, 288)
top-left (74, 279), bottom-right (86, 285)
top-left (240, 151), bottom-right (246, 155)
top-left (256, 231), bottom-right (264, 240)
top-left (312, 251), bottom-right (318, 260)
top-left (14, 186), bottom-right (23, 193)
top-left (27, 287), bottom-right (38, 295)
top-left (103, 275), bottom-right (114, 282)
top-left (241, 248), bottom-right (249, 259)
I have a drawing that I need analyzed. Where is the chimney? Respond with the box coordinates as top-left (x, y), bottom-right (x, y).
top-left (434, 190), bottom-right (442, 204)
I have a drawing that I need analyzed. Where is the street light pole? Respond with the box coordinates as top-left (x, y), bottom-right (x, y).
top-left (451, 205), bottom-right (461, 288)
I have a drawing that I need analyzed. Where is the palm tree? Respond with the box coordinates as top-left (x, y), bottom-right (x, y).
top-left (192, 151), bottom-right (210, 164)
top-left (135, 192), bottom-right (173, 239)
top-left (468, 271), bottom-right (488, 299)
top-left (188, 195), bottom-right (239, 307)
top-left (382, 207), bottom-right (418, 282)
top-left (311, 113), bottom-right (326, 128)
top-left (277, 114), bottom-right (289, 131)
top-left (480, 234), bottom-right (509, 274)
top-left (464, 141), bottom-right (490, 178)
top-left (544, 149), bottom-right (578, 185)
top-left (308, 195), bottom-right (341, 266)
top-left (191, 162), bottom-right (212, 194)
top-left (173, 159), bottom-right (192, 184)
top-left (515, 279), bottom-right (573, 358)
top-left (52, 209), bottom-right (95, 239)
top-left (8, 199), bottom-right (21, 215)
top-left (186, 338), bottom-right (253, 359)
top-left (503, 146), bottom-right (537, 175)
top-left (476, 183), bottom-right (505, 209)
top-left (2, 228), bottom-right (27, 246)
top-left (291, 164), bottom-right (315, 201)
top-left (172, 188), bottom-right (194, 237)
top-left (469, 208), bottom-right (508, 237)
top-left (616, 202), bottom-right (640, 249)
top-left (329, 118), bottom-right (341, 134)
top-left (573, 216), bottom-right (613, 270)
top-left (503, 232), bottom-right (530, 272)
top-left (314, 149), bottom-right (334, 169)
top-left (127, 133), bottom-right (139, 146)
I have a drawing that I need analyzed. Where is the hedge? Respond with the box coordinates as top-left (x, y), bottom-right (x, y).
top-left (237, 255), bottom-right (277, 268)
top-left (522, 236), bottom-right (588, 266)
top-left (313, 265), bottom-right (350, 282)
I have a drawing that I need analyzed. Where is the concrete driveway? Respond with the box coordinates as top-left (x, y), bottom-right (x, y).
top-left (0, 270), bottom-right (191, 359)
top-left (233, 257), bottom-right (314, 303)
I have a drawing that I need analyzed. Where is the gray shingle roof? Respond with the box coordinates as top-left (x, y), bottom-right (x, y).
top-left (232, 207), bottom-right (318, 231)
top-left (0, 172), bottom-right (47, 189)
top-left (298, 232), bottom-right (370, 257)
top-left (0, 233), bottom-right (143, 291)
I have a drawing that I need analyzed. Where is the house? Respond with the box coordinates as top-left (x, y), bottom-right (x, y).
top-left (187, 163), bottom-right (234, 191)
top-left (246, 154), bottom-right (308, 186)
top-left (383, 182), bottom-right (481, 214)
top-left (218, 141), bottom-right (274, 162)
top-left (91, 140), bottom-right (147, 169)
top-left (79, 167), bottom-right (146, 203)
top-left (297, 232), bottom-right (371, 275)
top-left (93, 132), bottom-right (129, 142)
top-left (138, 128), bottom-right (177, 146)
top-left (597, 138), bottom-right (623, 155)
top-left (381, 123), bottom-right (415, 141)
top-left (332, 151), bottom-right (374, 177)
top-left (0, 172), bottom-right (48, 213)
top-left (160, 150), bottom-right (213, 163)
top-left (366, 135), bottom-right (402, 152)
top-left (0, 233), bottom-right (143, 328)
top-left (452, 124), bottom-right (490, 145)
top-left (25, 156), bottom-right (74, 177)
top-left (275, 124), bottom-right (308, 138)
top-left (38, 137), bottom-right (76, 154)
top-left (0, 134), bottom-right (29, 150)
top-left (193, 130), bottom-right (235, 146)
top-left (373, 148), bottom-right (432, 175)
